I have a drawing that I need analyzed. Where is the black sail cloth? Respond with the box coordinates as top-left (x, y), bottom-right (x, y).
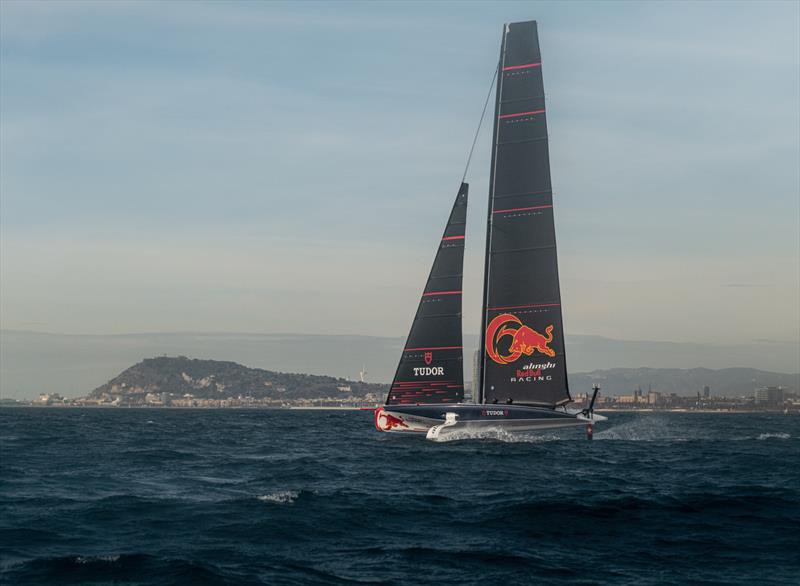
top-left (479, 21), bottom-right (572, 407)
top-left (386, 184), bottom-right (468, 405)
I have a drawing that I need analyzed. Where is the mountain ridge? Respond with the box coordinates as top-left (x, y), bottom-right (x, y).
top-left (569, 367), bottom-right (798, 397)
top-left (87, 356), bottom-right (385, 403)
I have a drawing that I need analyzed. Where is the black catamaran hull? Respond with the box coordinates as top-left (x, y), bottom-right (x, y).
top-left (375, 404), bottom-right (605, 438)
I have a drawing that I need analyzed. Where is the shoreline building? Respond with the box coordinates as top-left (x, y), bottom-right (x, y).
top-left (754, 386), bottom-right (784, 406)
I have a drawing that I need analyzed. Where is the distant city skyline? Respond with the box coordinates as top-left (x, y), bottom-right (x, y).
top-left (1, 2), bottom-right (798, 352)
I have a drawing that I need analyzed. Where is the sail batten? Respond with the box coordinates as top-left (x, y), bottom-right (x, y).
top-left (479, 20), bottom-right (572, 408)
top-left (386, 183), bottom-right (468, 406)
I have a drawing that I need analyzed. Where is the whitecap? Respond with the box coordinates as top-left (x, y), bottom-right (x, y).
top-left (75, 555), bottom-right (121, 564)
top-left (257, 490), bottom-right (299, 504)
top-left (756, 432), bottom-right (790, 440)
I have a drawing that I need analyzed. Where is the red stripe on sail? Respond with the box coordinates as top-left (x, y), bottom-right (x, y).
top-left (493, 204), bottom-right (552, 214)
top-left (498, 109), bottom-right (545, 119)
top-left (488, 303), bottom-right (561, 311)
top-left (441, 235), bottom-right (465, 241)
top-left (393, 379), bottom-right (458, 384)
top-left (404, 346), bottom-right (463, 351)
top-left (421, 290), bottom-right (462, 297)
top-left (503, 62), bottom-right (541, 71)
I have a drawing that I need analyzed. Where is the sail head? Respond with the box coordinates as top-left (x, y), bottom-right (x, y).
top-left (386, 184), bottom-right (468, 405)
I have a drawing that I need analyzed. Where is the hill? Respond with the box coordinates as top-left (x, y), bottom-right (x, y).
top-left (86, 356), bottom-right (386, 405)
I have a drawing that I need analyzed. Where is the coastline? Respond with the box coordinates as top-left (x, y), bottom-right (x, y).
top-left (1, 404), bottom-right (795, 414)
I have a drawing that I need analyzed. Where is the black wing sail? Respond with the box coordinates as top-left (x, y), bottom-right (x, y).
top-left (479, 21), bottom-right (571, 407)
top-left (386, 183), bottom-right (468, 405)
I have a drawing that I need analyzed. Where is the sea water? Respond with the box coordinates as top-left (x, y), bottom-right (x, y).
top-left (1, 409), bottom-right (798, 585)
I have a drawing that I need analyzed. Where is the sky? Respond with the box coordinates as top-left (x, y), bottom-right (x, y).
top-left (1, 1), bottom-right (799, 358)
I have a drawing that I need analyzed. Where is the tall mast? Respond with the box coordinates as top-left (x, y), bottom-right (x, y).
top-left (478, 26), bottom-right (508, 405)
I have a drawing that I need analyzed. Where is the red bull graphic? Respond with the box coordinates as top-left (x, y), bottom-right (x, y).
top-left (374, 408), bottom-right (410, 432)
top-left (485, 313), bottom-right (556, 365)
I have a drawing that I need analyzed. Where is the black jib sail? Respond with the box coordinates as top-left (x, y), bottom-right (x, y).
top-left (479, 21), bottom-right (571, 407)
top-left (386, 184), bottom-right (468, 405)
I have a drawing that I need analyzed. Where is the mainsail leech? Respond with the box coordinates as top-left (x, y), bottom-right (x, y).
top-left (386, 184), bottom-right (468, 405)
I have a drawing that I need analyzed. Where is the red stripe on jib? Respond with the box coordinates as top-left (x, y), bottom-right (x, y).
top-left (498, 109), bottom-right (545, 120)
top-left (441, 235), bottom-right (465, 241)
top-left (503, 62), bottom-right (541, 71)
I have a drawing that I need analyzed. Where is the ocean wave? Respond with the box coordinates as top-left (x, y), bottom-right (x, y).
top-left (756, 432), bottom-right (790, 440)
top-left (4, 409), bottom-right (799, 585)
top-left (257, 490), bottom-right (299, 504)
top-left (462, 491), bottom-right (800, 529)
top-left (117, 447), bottom-right (199, 461)
top-left (2, 553), bottom-right (244, 586)
top-left (75, 554), bottom-right (121, 564)
top-left (593, 415), bottom-right (675, 441)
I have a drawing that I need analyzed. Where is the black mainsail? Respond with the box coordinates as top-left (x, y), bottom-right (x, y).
top-left (386, 183), bottom-right (468, 405)
top-left (479, 21), bottom-right (571, 407)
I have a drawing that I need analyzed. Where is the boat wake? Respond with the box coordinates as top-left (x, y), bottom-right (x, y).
top-left (593, 416), bottom-right (674, 441)
top-left (429, 428), bottom-right (562, 443)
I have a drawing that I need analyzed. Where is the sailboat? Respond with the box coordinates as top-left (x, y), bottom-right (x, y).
top-left (374, 20), bottom-right (606, 440)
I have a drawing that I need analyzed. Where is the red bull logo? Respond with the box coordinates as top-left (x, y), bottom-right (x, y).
top-left (374, 408), bottom-right (410, 432)
top-left (485, 313), bottom-right (556, 364)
